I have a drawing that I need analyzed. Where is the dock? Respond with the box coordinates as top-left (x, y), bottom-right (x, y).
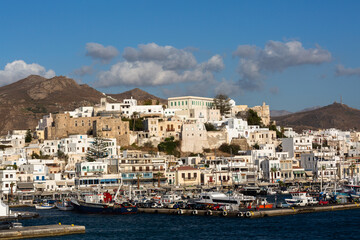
top-left (138, 202), bottom-right (360, 218)
top-left (0, 212), bottom-right (39, 221)
top-left (0, 224), bottom-right (85, 239)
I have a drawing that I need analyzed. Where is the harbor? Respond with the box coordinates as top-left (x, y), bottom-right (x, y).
top-left (4, 205), bottom-right (360, 240)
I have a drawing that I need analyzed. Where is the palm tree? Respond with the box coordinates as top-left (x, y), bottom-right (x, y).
top-left (270, 167), bottom-right (277, 183)
top-left (154, 172), bottom-right (163, 187)
top-left (9, 182), bottom-right (15, 202)
top-left (131, 111), bottom-right (139, 131)
top-left (136, 173), bottom-right (142, 190)
top-left (350, 163), bottom-right (356, 180)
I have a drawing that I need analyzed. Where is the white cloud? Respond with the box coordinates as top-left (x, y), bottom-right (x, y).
top-left (214, 78), bottom-right (242, 96)
top-left (233, 40), bottom-right (332, 90)
top-left (97, 43), bottom-right (224, 87)
top-left (335, 64), bottom-right (360, 77)
top-left (73, 65), bottom-right (94, 76)
top-left (85, 42), bottom-right (119, 62)
top-left (0, 60), bottom-right (55, 86)
top-left (123, 43), bottom-right (197, 70)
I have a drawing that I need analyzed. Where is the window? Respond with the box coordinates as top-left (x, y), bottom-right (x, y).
top-left (182, 173), bottom-right (185, 179)
top-left (5, 184), bottom-right (8, 188)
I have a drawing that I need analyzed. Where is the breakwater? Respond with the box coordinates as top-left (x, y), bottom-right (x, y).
top-left (138, 202), bottom-right (360, 218)
top-left (0, 224), bottom-right (85, 239)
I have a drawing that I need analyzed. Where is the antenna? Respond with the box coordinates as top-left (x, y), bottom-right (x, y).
top-left (340, 95), bottom-right (342, 105)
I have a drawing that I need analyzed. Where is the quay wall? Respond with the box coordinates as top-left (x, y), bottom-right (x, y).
top-left (138, 203), bottom-right (360, 218)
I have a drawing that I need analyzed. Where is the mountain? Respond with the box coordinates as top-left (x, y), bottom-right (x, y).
top-left (272, 102), bottom-right (360, 132)
top-left (108, 88), bottom-right (167, 105)
top-left (0, 75), bottom-right (166, 135)
top-left (298, 105), bottom-right (322, 112)
top-left (270, 110), bottom-right (293, 117)
top-left (0, 75), bottom-right (105, 135)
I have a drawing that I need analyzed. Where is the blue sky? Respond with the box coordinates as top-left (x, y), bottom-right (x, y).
top-left (1, 0), bottom-right (360, 112)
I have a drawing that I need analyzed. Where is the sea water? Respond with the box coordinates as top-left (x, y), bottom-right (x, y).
top-left (16, 207), bottom-right (360, 240)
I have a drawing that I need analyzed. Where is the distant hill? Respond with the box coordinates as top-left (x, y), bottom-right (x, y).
top-left (108, 88), bottom-right (167, 105)
top-left (298, 105), bottom-right (322, 112)
top-left (0, 75), bottom-right (166, 135)
top-left (272, 102), bottom-right (360, 132)
top-left (270, 110), bottom-right (293, 117)
top-left (0, 75), bottom-right (105, 135)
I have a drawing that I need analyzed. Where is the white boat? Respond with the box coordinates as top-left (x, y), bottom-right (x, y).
top-left (285, 192), bottom-right (317, 207)
top-left (35, 203), bottom-right (55, 210)
top-left (267, 188), bottom-right (277, 195)
top-left (196, 192), bottom-right (255, 209)
top-left (55, 201), bottom-right (74, 211)
top-left (158, 194), bottom-right (181, 205)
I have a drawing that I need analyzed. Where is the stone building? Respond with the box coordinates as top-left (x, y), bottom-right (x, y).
top-left (45, 113), bottom-right (130, 147)
top-left (45, 113), bottom-right (97, 140)
top-left (93, 117), bottom-right (130, 147)
top-left (231, 102), bottom-right (270, 126)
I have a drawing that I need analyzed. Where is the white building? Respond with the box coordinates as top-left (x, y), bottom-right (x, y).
top-left (225, 118), bottom-right (250, 142)
top-left (282, 136), bottom-right (313, 158)
top-left (66, 106), bottom-right (94, 118)
top-left (168, 96), bottom-right (214, 110)
top-left (0, 167), bottom-right (17, 196)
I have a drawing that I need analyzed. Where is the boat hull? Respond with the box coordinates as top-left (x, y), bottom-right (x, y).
top-left (35, 205), bottom-right (55, 210)
top-left (72, 200), bottom-right (137, 214)
top-left (56, 203), bottom-right (74, 211)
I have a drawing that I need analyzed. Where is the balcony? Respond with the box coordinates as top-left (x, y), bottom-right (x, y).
top-left (183, 177), bottom-right (196, 181)
top-left (102, 127), bottom-right (112, 131)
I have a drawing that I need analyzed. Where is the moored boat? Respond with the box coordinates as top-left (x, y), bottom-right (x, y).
top-left (35, 202), bottom-right (55, 210)
top-left (56, 199), bottom-right (74, 211)
top-left (71, 192), bottom-right (137, 214)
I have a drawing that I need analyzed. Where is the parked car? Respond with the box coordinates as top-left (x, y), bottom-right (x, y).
top-left (151, 202), bottom-right (163, 208)
top-left (276, 202), bottom-right (290, 208)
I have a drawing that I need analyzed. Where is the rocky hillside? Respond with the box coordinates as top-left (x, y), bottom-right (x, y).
top-left (108, 88), bottom-right (167, 105)
top-left (272, 102), bottom-right (360, 132)
top-left (0, 75), bottom-right (166, 135)
top-left (0, 75), bottom-right (105, 135)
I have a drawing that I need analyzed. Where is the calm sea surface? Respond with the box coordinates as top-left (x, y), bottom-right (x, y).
top-left (16, 206), bottom-right (360, 240)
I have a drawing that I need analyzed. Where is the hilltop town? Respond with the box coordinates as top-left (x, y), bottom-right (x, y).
top-left (0, 76), bottom-right (359, 204)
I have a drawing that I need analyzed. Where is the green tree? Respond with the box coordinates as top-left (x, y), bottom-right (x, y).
top-left (157, 137), bottom-right (180, 156)
top-left (219, 143), bottom-right (240, 155)
top-left (86, 137), bottom-right (109, 162)
top-left (204, 123), bottom-right (217, 131)
top-left (247, 109), bottom-right (262, 126)
top-left (252, 143), bottom-right (260, 150)
top-left (25, 129), bottom-right (32, 143)
top-left (143, 99), bottom-right (153, 105)
top-left (269, 124), bottom-right (285, 138)
top-left (213, 94), bottom-right (232, 116)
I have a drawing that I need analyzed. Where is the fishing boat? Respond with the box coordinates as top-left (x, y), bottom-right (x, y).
top-left (35, 202), bottom-right (55, 210)
top-left (71, 191), bottom-right (137, 214)
top-left (55, 199), bottom-right (74, 211)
